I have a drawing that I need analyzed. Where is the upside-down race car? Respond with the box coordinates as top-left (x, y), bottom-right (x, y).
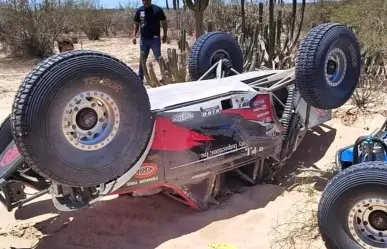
top-left (0, 23), bottom-right (361, 213)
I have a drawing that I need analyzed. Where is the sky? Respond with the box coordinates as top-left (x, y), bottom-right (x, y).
top-left (98, 0), bottom-right (314, 9)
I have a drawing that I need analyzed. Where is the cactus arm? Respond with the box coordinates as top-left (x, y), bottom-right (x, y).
top-left (289, 0), bottom-right (306, 52)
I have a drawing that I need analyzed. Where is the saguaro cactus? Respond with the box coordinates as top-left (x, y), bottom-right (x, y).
top-left (234, 0), bottom-right (306, 70)
top-left (183, 0), bottom-right (209, 38)
top-left (141, 29), bottom-right (189, 87)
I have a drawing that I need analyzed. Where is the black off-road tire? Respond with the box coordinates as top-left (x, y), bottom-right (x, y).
top-left (0, 114), bottom-right (12, 153)
top-left (318, 161), bottom-right (387, 249)
top-left (11, 50), bottom-right (154, 187)
top-left (295, 23), bottom-right (361, 110)
top-left (188, 32), bottom-right (244, 80)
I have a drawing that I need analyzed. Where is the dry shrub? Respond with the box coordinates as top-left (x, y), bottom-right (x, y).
top-left (0, 0), bottom-right (74, 58)
top-left (75, 1), bottom-right (108, 41)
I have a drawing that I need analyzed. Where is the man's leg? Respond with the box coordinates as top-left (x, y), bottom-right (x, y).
top-left (138, 39), bottom-right (151, 82)
top-left (150, 36), bottom-right (162, 63)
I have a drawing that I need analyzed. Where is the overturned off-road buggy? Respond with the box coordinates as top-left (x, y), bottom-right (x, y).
top-left (0, 23), bottom-right (360, 213)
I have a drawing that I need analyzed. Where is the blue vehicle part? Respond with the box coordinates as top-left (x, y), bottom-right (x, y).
top-left (337, 130), bottom-right (387, 169)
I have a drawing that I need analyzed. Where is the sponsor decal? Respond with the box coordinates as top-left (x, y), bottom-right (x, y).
top-left (0, 145), bottom-right (19, 167)
top-left (172, 112), bottom-right (194, 123)
top-left (126, 176), bottom-right (159, 186)
top-left (134, 163), bottom-right (158, 179)
top-left (199, 141), bottom-right (247, 159)
top-left (253, 104), bottom-right (267, 112)
top-left (252, 99), bottom-right (265, 107)
top-left (256, 111), bottom-right (270, 118)
top-left (238, 99), bottom-right (251, 108)
top-left (314, 108), bottom-right (328, 116)
top-left (201, 106), bottom-right (221, 117)
top-left (246, 146), bottom-right (264, 156)
top-left (84, 77), bottom-right (122, 92)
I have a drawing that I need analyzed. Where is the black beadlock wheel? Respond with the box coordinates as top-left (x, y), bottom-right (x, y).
top-left (295, 23), bottom-right (361, 110)
top-left (188, 32), bottom-right (244, 80)
top-left (11, 50), bottom-right (154, 187)
top-left (318, 161), bottom-right (387, 249)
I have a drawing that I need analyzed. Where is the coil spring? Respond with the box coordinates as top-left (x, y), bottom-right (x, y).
top-left (222, 59), bottom-right (233, 75)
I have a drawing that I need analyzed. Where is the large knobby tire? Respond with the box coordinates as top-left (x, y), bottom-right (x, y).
top-left (295, 23), bottom-right (361, 110)
top-left (0, 114), bottom-right (12, 152)
top-left (188, 32), bottom-right (244, 80)
top-left (318, 162), bottom-right (387, 249)
top-left (11, 50), bottom-right (153, 187)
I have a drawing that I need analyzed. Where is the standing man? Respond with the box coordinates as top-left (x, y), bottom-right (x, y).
top-left (132, 0), bottom-right (168, 82)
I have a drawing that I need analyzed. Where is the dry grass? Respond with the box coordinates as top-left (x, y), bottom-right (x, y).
top-left (268, 164), bottom-right (340, 249)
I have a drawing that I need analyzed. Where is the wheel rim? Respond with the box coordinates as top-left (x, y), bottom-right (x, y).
top-left (62, 90), bottom-right (120, 151)
top-left (209, 49), bottom-right (232, 67)
top-left (324, 48), bottom-right (347, 87)
top-left (348, 198), bottom-right (387, 248)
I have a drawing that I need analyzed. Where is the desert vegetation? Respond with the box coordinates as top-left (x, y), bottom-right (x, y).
top-left (0, 1), bottom-right (386, 248)
top-left (0, 0), bottom-right (385, 109)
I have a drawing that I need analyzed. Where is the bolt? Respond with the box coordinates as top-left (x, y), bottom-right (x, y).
top-left (87, 131), bottom-right (93, 136)
top-left (75, 194), bottom-right (83, 202)
top-left (91, 103), bottom-right (96, 107)
top-left (72, 125), bottom-right (77, 129)
top-left (74, 107), bottom-right (79, 111)
top-left (99, 118), bottom-right (104, 122)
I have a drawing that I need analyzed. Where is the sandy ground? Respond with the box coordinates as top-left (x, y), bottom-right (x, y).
top-left (0, 37), bottom-right (386, 249)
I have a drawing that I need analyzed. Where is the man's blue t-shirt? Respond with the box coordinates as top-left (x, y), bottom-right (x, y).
top-left (134, 4), bottom-right (166, 40)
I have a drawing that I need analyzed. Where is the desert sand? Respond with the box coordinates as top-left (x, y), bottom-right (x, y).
top-left (0, 37), bottom-right (386, 249)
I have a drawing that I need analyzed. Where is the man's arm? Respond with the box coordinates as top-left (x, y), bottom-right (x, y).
top-left (132, 9), bottom-right (140, 41)
top-left (132, 23), bottom-right (139, 38)
top-left (158, 8), bottom-right (168, 38)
